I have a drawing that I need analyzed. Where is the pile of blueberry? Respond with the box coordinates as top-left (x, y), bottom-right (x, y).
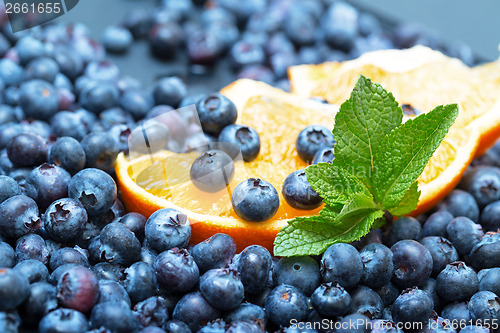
top-left (101, 0), bottom-right (478, 90)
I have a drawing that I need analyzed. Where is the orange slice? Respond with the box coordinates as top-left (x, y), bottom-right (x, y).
top-left (289, 46), bottom-right (500, 156)
top-left (115, 81), bottom-right (338, 252)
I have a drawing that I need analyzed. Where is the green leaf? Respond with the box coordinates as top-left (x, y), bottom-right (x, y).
top-left (274, 208), bottom-right (384, 256)
top-left (305, 161), bottom-right (371, 205)
top-left (388, 181), bottom-right (420, 216)
top-left (333, 75), bottom-right (403, 186)
top-left (372, 104), bottom-right (459, 209)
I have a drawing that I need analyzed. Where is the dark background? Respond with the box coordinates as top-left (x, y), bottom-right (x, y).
top-left (55, 0), bottom-right (500, 89)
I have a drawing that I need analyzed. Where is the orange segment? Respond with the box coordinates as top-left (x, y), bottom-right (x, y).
top-left (289, 46), bottom-right (500, 155)
top-left (115, 82), bottom-right (338, 253)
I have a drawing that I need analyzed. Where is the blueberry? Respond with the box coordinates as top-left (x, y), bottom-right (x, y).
top-left (99, 222), bottom-right (141, 266)
top-left (0, 242), bottom-right (14, 268)
top-left (218, 124), bottom-right (260, 162)
top-left (385, 216), bottom-right (422, 247)
top-left (25, 57), bottom-right (59, 83)
top-left (468, 291), bottom-right (500, 324)
top-left (0, 175), bottom-right (22, 203)
top-left (296, 125), bottom-right (335, 163)
top-left (420, 236), bottom-right (459, 277)
top-left (50, 111), bottom-right (92, 141)
top-left (468, 232), bottom-right (500, 269)
top-left (200, 268), bottom-right (244, 311)
top-left (20, 282), bottom-right (58, 327)
top-left (265, 284), bottom-right (308, 327)
top-left (224, 303), bottom-right (267, 326)
top-left (152, 77), bottom-right (187, 108)
top-left (0, 59), bottom-right (23, 86)
top-left (56, 265), bottom-right (98, 313)
top-left (7, 133), bottom-right (47, 167)
top-left (190, 150), bottom-right (235, 193)
top-left (232, 178), bottom-right (280, 222)
top-left (460, 166), bottom-right (500, 208)
top-left (15, 233), bottom-right (50, 264)
top-left (68, 168), bottom-right (117, 218)
top-left (392, 287), bottom-right (433, 324)
top-left (48, 137), bottom-right (86, 175)
top-left (229, 41), bottom-right (266, 70)
top-left (322, 2), bottom-right (358, 52)
top-left (25, 164), bottom-right (71, 210)
top-left (95, 280), bottom-right (130, 307)
top-left (360, 243), bottom-right (394, 289)
top-left (128, 120), bottom-right (170, 155)
top-left (436, 261), bottom-right (478, 301)
top-left (191, 233), bottom-right (236, 273)
top-left (89, 302), bottom-right (141, 333)
top-left (446, 217), bottom-right (484, 257)
top-left (187, 30), bottom-right (223, 65)
top-left (38, 308), bottom-right (89, 333)
top-left (478, 267), bottom-right (500, 296)
top-left (0, 268), bottom-right (30, 310)
top-left (121, 261), bottom-right (157, 303)
top-left (134, 296), bottom-right (169, 328)
top-left (272, 256), bottom-right (321, 296)
top-left (321, 243), bottom-right (363, 290)
top-left (49, 248), bottom-right (90, 271)
top-left (19, 80), bottom-right (59, 121)
top-left (375, 283), bottom-right (400, 308)
top-left (163, 319), bottom-right (191, 333)
top-left (80, 81), bottom-right (119, 114)
top-left (440, 301), bottom-right (471, 323)
top-left (285, 10), bottom-right (316, 46)
top-left (145, 208), bottom-right (191, 252)
top-left (282, 170), bottom-right (322, 210)
top-left (98, 108), bottom-right (135, 130)
top-left (422, 211), bottom-right (453, 238)
top-left (149, 23), bottom-right (184, 60)
top-left (479, 200), bottom-right (500, 232)
top-left (312, 147), bottom-right (335, 164)
top-left (172, 291), bottom-right (221, 332)
top-left (349, 285), bottom-right (383, 319)
top-left (154, 248), bottom-right (199, 293)
top-left (391, 240), bottom-right (433, 288)
top-left (440, 189), bottom-right (480, 222)
top-left (236, 245), bottom-right (272, 295)
top-left (0, 195), bottom-right (41, 239)
top-left (81, 132), bottom-right (119, 171)
top-left (311, 282), bottom-right (351, 318)
top-left (91, 262), bottom-right (123, 282)
top-left (119, 89), bottom-right (154, 121)
top-left (196, 93), bottom-right (237, 137)
top-left (115, 212), bottom-right (146, 242)
top-left (101, 26), bottom-right (133, 54)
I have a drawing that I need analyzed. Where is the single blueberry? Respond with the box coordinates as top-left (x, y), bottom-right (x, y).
top-left (282, 169), bottom-right (322, 210)
top-left (232, 178), bottom-right (280, 222)
top-left (321, 243), bottom-right (363, 290)
top-left (296, 125), bottom-right (335, 163)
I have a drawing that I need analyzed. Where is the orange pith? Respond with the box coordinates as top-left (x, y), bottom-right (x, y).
top-left (116, 80), bottom-right (338, 252)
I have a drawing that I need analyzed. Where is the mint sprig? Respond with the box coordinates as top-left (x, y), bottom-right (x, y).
top-left (274, 75), bottom-right (458, 257)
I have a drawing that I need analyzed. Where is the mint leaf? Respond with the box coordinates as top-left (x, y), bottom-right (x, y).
top-left (335, 192), bottom-right (379, 224)
top-left (388, 181), bottom-right (420, 216)
top-left (305, 161), bottom-right (371, 205)
top-left (333, 75), bottom-right (403, 186)
top-left (274, 208), bottom-right (384, 256)
top-left (372, 104), bottom-right (458, 209)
